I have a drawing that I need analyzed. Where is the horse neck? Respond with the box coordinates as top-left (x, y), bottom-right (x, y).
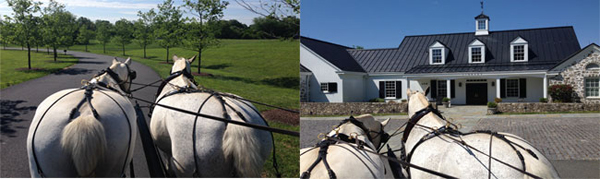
top-left (328, 123), bottom-right (376, 150)
top-left (157, 75), bottom-right (197, 99)
top-left (405, 96), bottom-right (447, 149)
top-left (91, 73), bottom-right (124, 93)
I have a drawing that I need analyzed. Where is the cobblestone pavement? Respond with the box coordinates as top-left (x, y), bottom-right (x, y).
top-left (473, 116), bottom-right (600, 160)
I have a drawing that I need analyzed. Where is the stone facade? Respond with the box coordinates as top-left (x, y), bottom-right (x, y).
top-left (549, 52), bottom-right (600, 103)
top-left (301, 102), bottom-right (408, 116)
top-left (497, 102), bottom-right (600, 113)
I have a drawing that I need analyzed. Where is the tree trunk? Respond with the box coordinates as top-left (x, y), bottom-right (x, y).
top-left (85, 44), bottom-right (88, 52)
top-left (47, 47), bottom-right (49, 54)
top-left (143, 44), bottom-right (147, 58)
top-left (53, 48), bottom-right (57, 62)
top-left (122, 43), bottom-right (125, 56)
top-left (197, 49), bottom-right (202, 73)
top-left (36, 45), bottom-right (38, 52)
top-left (27, 43), bottom-right (31, 69)
top-left (103, 43), bottom-right (106, 54)
top-left (166, 46), bottom-right (170, 63)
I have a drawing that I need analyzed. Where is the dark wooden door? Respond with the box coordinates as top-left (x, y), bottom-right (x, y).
top-left (466, 83), bottom-right (488, 105)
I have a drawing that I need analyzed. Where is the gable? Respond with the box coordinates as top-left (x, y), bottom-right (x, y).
top-left (300, 36), bottom-right (366, 72)
top-left (550, 43), bottom-right (600, 72)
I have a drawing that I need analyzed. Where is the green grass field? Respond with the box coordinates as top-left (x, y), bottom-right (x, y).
top-left (68, 39), bottom-right (300, 177)
top-left (0, 49), bottom-right (78, 89)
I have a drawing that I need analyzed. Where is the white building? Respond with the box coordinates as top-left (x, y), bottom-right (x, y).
top-left (300, 12), bottom-right (600, 104)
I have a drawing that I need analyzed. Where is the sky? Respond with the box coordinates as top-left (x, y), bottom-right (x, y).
top-left (0, 0), bottom-right (265, 25)
top-left (301, 0), bottom-right (600, 49)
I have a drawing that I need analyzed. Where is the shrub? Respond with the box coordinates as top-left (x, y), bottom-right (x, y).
top-left (487, 102), bottom-right (497, 108)
top-left (369, 98), bottom-right (385, 102)
top-left (401, 99), bottom-right (407, 103)
top-left (494, 97), bottom-right (502, 103)
top-left (548, 84), bottom-right (574, 102)
top-left (539, 98), bottom-right (548, 103)
top-left (442, 97), bottom-right (450, 102)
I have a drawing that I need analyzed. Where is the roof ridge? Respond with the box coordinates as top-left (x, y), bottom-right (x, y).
top-left (405, 26), bottom-right (574, 38)
top-left (347, 47), bottom-right (399, 51)
top-left (300, 36), bottom-right (352, 49)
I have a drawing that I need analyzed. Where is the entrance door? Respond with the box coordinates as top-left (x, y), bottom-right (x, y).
top-left (466, 83), bottom-right (488, 105)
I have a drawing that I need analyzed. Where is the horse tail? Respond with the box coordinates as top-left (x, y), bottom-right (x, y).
top-left (223, 122), bottom-right (264, 177)
top-left (61, 115), bottom-right (107, 177)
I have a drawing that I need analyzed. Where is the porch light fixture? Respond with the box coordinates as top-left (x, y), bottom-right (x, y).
top-left (491, 82), bottom-right (495, 86)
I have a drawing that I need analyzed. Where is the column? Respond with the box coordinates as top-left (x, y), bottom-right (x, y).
top-left (446, 79), bottom-right (451, 107)
top-left (496, 78), bottom-right (501, 99)
top-left (543, 75), bottom-right (548, 98)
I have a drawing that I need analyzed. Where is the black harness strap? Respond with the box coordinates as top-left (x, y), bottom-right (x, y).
top-left (191, 93), bottom-right (215, 177)
top-left (300, 139), bottom-right (337, 179)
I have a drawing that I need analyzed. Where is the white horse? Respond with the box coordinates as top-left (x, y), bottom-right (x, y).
top-left (403, 88), bottom-right (559, 178)
top-left (299, 114), bottom-right (394, 179)
top-left (27, 58), bottom-right (138, 177)
top-left (149, 55), bottom-right (273, 177)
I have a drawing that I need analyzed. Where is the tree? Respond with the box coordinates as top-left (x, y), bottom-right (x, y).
top-left (134, 10), bottom-right (155, 58)
top-left (0, 17), bottom-right (18, 49)
top-left (95, 20), bottom-right (113, 54)
top-left (7, 0), bottom-right (42, 69)
top-left (184, 0), bottom-right (228, 73)
top-left (154, 0), bottom-right (185, 63)
top-left (42, 0), bottom-right (76, 61)
top-left (76, 25), bottom-right (94, 52)
top-left (112, 19), bottom-right (134, 56)
top-left (234, 0), bottom-right (299, 38)
top-left (250, 16), bottom-right (298, 39)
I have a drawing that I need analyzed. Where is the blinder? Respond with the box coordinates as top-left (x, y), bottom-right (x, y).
top-left (95, 62), bottom-right (136, 93)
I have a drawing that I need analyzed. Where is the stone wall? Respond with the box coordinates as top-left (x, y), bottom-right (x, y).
top-left (549, 52), bottom-right (600, 103)
top-left (301, 102), bottom-right (408, 116)
top-left (497, 103), bottom-right (600, 113)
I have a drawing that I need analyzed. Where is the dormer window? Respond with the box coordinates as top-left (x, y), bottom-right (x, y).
top-left (510, 37), bottom-right (529, 62)
top-left (468, 39), bottom-right (485, 63)
top-left (429, 41), bottom-right (446, 65)
top-left (477, 20), bottom-right (486, 30)
top-left (474, 13), bottom-right (489, 36)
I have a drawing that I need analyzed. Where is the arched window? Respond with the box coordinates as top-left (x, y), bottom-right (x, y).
top-left (586, 63), bottom-right (600, 71)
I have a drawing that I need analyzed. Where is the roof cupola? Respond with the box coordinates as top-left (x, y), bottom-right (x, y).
top-left (475, 1), bottom-right (489, 36)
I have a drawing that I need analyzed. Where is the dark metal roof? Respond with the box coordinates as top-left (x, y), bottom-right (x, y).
top-left (475, 13), bottom-right (490, 20)
top-left (300, 64), bottom-right (312, 72)
top-left (549, 43), bottom-right (600, 70)
top-left (301, 36), bottom-right (366, 72)
top-left (348, 26), bottom-right (581, 73)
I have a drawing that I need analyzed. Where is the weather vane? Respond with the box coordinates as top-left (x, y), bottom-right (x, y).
top-left (481, 1), bottom-right (484, 13)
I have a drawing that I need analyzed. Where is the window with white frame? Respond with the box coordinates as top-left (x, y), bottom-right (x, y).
top-left (385, 81), bottom-right (396, 98)
top-left (513, 45), bottom-right (525, 61)
top-left (506, 79), bottom-right (519, 97)
top-left (585, 78), bottom-right (600, 97)
top-left (471, 47), bottom-right (482, 62)
top-left (510, 37), bottom-right (528, 62)
top-left (477, 20), bottom-right (486, 30)
top-left (320, 83), bottom-right (328, 92)
top-left (432, 49), bottom-right (442, 64)
top-left (586, 63), bottom-right (600, 71)
top-left (437, 80), bottom-right (447, 98)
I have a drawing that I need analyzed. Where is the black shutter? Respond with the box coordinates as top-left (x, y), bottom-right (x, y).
top-left (379, 81), bottom-right (385, 98)
top-left (500, 79), bottom-right (506, 98)
top-left (430, 80), bottom-right (437, 99)
top-left (519, 78), bottom-right (527, 98)
top-left (395, 81), bottom-right (402, 99)
top-left (329, 83), bottom-right (337, 93)
top-left (451, 80), bottom-right (456, 98)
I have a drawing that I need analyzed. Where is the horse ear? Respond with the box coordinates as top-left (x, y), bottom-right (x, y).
top-left (188, 55), bottom-right (196, 63)
top-left (407, 88), bottom-right (413, 98)
top-left (172, 55), bottom-right (179, 62)
top-left (112, 58), bottom-right (118, 64)
top-left (381, 118), bottom-right (390, 128)
top-left (124, 57), bottom-right (132, 65)
top-left (424, 86), bottom-right (430, 96)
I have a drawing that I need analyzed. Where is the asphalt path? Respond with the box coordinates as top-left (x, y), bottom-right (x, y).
top-left (300, 116), bottom-right (600, 178)
top-left (1, 49), bottom-right (160, 177)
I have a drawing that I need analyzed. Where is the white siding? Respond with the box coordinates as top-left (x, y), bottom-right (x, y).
top-left (301, 45), bottom-right (344, 102)
top-left (500, 77), bottom-right (544, 102)
top-left (341, 74), bottom-right (366, 102)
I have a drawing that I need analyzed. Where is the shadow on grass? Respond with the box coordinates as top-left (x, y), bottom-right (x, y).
top-left (204, 63), bottom-right (231, 70)
top-left (15, 67), bottom-right (93, 76)
top-left (1, 100), bottom-right (37, 138)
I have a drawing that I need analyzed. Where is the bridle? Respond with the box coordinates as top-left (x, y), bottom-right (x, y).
top-left (401, 104), bottom-right (446, 143)
top-left (95, 63), bottom-right (137, 93)
top-left (334, 116), bottom-right (390, 150)
top-left (155, 69), bottom-right (196, 98)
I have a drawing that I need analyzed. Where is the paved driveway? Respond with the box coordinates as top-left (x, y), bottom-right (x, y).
top-left (300, 113), bottom-right (600, 178)
top-left (1, 49), bottom-right (160, 177)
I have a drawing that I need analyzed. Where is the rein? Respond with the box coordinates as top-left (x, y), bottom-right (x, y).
top-left (94, 63), bottom-right (137, 93)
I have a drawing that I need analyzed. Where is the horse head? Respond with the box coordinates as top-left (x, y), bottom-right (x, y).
top-left (406, 88), bottom-right (430, 117)
top-left (93, 57), bottom-right (136, 93)
top-left (332, 114), bottom-right (390, 150)
top-left (169, 55), bottom-right (197, 88)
